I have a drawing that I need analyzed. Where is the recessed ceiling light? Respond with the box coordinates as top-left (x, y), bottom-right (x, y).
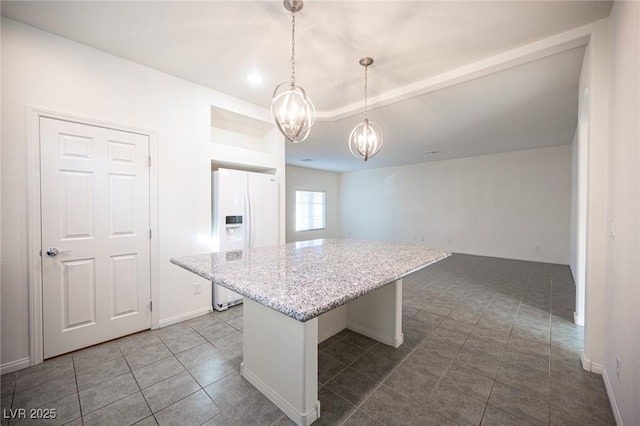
top-left (247, 72), bottom-right (263, 85)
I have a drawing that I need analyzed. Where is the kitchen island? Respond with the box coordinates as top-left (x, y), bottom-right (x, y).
top-left (171, 239), bottom-right (450, 425)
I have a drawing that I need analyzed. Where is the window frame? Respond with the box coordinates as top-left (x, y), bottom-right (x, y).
top-left (295, 189), bottom-right (327, 232)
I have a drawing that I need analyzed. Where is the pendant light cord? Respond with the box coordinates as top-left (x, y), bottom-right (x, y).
top-left (364, 64), bottom-right (368, 120)
top-left (291, 5), bottom-right (296, 86)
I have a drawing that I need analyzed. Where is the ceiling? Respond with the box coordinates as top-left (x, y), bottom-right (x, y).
top-left (2, 1), bottom-right (612, 172)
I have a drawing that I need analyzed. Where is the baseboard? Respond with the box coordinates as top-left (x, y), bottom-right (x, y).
top-left (158, 306), bottom-right (213, 328)
top-left (241, 362), bottom-right (321, 426)
top-left (3, 309), bottom-right (212, 373)
top-left (347, 322), bottom-right (404, 348)
top-left (581, 351), bottom-right (589, 370)
top-left (590, 360), bottom-right (603, 374)
top-left (602, 367), bottom-right (623, 426)
top-left (574, 311), bottom-right (585, 326)
top-left (451, 250), bottom-right (569, 266)
top-left (1, 357), bottom-right (30, 375)
top-left (318, 320), bottom-right (347, 344)
top-left (581, 351), bottom-right (604, 374)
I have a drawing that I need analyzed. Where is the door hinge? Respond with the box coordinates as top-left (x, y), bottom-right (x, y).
top-left (149, 229), bottom-right (152, 239)
top-left (39, 249), bottom-right (42, 257)
top-left (150, 301), bottom-right (153, 311)
top-left (147, 156), bottom-right (151, 167)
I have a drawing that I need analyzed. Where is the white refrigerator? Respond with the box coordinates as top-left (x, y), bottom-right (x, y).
top-left (212, 168), bottom-right (279, 310)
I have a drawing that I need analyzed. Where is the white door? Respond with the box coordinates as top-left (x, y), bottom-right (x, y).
top-left (40, 117), bottom-right (151, 358)
top-left (247, 172), bottom-right (278, 248)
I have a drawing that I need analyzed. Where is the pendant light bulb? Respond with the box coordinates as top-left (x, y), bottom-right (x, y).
top-left (271, 0), bottom-right (315, 143)
top-left (349, 57), bottom-right (383, 161)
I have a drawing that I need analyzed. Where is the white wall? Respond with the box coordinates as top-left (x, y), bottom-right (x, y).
top-left (1, 19), bottom-right (284, 370)
top-left (285, 166), bottom-right (340, 243)
top-left (603, 1), bottom-right (640, 423)
top-left (340, 146), bottom-right (572, 264)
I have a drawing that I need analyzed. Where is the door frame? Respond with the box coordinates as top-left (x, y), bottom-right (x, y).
top-left (26, 106), bottom-right (160, 366)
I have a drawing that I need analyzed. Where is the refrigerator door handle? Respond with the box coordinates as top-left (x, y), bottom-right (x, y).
top-left (246, 192), bottom-right (252, 248)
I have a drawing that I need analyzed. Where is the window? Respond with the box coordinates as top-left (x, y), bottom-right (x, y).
top-left (295, 190), bottom-right (326, 231)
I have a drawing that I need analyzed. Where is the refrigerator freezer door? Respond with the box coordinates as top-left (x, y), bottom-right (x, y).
top-left (214, 169), bottom-right (247, 252)
top-left (212, 169), bottom-right (247, 310)
top-left (212, 169), bottom-right (279, 311)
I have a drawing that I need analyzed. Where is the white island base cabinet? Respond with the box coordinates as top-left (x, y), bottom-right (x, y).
top-left (346, 279), bottom-right (404, 348)
top-left (241, 280), bottom-right (404, 426)
top-left (241, 298), bottom-right (321, 426)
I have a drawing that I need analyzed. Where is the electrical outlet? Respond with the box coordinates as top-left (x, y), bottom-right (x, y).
top-left (616, 356), bottom-right (621, 380)
top-left (193, 282), bottom-right (202, 295)
top-left (610, 218), bottom-right (616, 238)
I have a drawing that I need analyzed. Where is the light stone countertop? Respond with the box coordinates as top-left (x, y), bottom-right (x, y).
top-left (170, 239), bottom-right (450, 322)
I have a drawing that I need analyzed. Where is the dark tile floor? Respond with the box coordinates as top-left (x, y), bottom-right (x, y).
top-left (1, 254), bottom-right (614, 425)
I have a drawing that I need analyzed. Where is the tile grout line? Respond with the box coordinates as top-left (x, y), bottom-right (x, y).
top-left (127, 315), bottom-right (240, 424)
top-left (332, 307), bottom-right (451, 425)
top-left (7, 259), bottom-right (596, 426)
top-left (120, 338), bottom-right (158, 425)
top-left (472, 260), bottom-right (522, 426)
top-left (76, 344), bottom-right (143, 422)
top-left (547, 275), bottom-right (554, 426)
top-left (70, 354), bottom-right (83, 423)
top-left (337, 294), bottom-right (470, 425)
top-left (156, 320), bottom-right (237, 423)
top-left (84, 318), bottom-right (233, 424)
top-left (474, 262), bottom-right (531, 423)
top-left (485, 264), bottom-right (555, 426)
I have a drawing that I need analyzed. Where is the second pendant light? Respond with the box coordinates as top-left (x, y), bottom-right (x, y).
top-left (349, 57), bottom-right (383, 161)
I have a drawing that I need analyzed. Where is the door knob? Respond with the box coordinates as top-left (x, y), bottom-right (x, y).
top-left (46, 248), bottom-right (68, 256)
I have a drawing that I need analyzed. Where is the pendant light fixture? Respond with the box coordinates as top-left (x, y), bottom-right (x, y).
top-left (271, 0), bottom-right (315, 143)
top-left (349, 57), bottom-right (383, 161)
